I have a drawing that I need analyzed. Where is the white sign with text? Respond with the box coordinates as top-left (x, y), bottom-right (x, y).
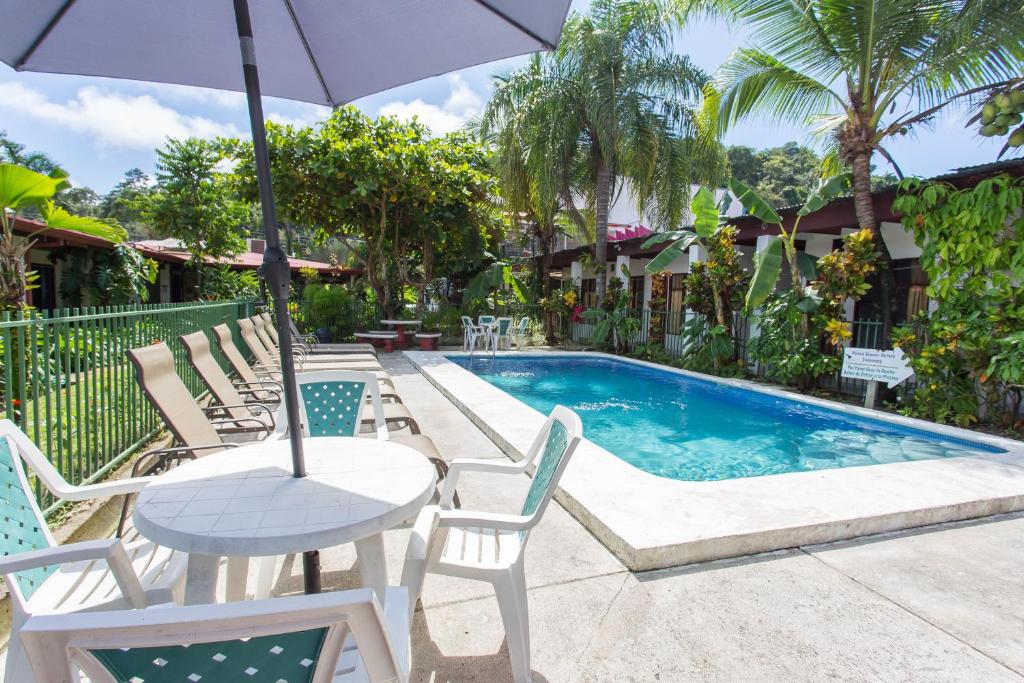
top-left (841, 347), bottom-right (914, 388)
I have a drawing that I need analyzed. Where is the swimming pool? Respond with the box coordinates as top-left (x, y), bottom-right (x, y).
top-left (448, 354), bottom-right (1005, 481)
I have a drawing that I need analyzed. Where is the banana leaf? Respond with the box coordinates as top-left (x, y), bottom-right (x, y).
top-left (796, 251), bottom-right (818, 280)
top-left (728, 177), bottom-right (781, 224)
top-left (799, 174), bottom-right (851, 216)
top-left (745, 235), bottom-right (783, 308)
top-left (641, 230), bottom-right (691, 248)
top-left (644, 232), bottom-right (698, 273)
top-left (691, 187), bottom-right (719, 238)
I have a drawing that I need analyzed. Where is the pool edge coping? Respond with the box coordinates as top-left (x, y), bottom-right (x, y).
top-left (405, 349), bottom-right (1024, 572)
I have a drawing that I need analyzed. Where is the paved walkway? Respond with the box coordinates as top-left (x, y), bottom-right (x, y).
top-left (6, 351), bottom-right (1022, 681)
top-left (274, 352), bottom-right (1020, 682)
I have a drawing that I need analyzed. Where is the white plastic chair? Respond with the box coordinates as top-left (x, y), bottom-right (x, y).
top-left (21, 587), bottom-right (411, 683)
top-left (462, 315), bottom-right (486, 352)
top-left (510, 317), bottom-right (531, 349)
top-left (406, 406), bottom-right (583, 683)
top-left (0, 420), bottom-right (187, 683)
top-left (490, 317), bottom-right (514, 353)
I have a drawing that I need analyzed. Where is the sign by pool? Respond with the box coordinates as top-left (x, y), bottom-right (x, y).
top-left (841, 347), bottom-right (914, 388)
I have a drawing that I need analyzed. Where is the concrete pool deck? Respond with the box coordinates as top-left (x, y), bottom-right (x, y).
top-left (406, 350), bottom-right (1024, 571)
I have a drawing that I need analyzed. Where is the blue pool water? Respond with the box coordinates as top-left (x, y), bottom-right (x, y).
top-left (448, 355), bottom-right (1005, 481)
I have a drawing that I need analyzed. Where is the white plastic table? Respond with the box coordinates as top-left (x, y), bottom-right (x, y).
top-left (133, 437), bottom-right (436, 605)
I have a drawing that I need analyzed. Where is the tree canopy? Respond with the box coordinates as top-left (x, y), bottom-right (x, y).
top-left (230, 106), bottom-right (499, 316)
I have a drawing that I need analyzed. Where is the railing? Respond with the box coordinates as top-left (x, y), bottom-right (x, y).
top-left (1, 299), bottom-right (257, 515)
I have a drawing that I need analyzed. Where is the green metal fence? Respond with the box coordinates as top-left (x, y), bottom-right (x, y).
top-left (0, 299), bottom-right (257, 515)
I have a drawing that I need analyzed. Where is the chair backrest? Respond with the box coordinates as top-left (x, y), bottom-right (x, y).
top-left (516, 317), bottom-right (530, 334)
top-left (252, 315), bottom-right (279, 353)
top-left (238, 318), bottom-right (277, 368)
top-left (180, 331), bottom-right (249, 421)
top-left (478, 315), bottom-right (495, 326)
top-left (20, 589), bottom-right (405, 683)
top-left (260, 311), bottom-right (280, 345)
top-left (496, 317), bottom-right (513, 335)
top-left (518, 406), bottom-right (583, 541)
top-left (212, 324), bottom-right (260, 384)
top-left (0, 430), bottom-right (57, 604)
top-left (274, 370), bottom-right (386, 440)
top-left (461, 315), bottom-right (474, 329)
top-left (127, 343), bottom-right (224, 450)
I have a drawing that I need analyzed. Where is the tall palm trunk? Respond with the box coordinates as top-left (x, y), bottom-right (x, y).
top-left (594, 155), bottom-right (611, 304)
top-left (850, 148), bottom-right (895, 342)
top-left (538, 228), bottom-right (557, 343)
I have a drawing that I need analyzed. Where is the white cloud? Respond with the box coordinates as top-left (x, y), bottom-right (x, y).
top-left (377, 74), bottom-right (482, 135)
top-left (0, 81), bottom-right (242, 149)
top-left (142, 82), bottom-right (247, 109)
top-left (265, 104), bottom-right (330, 129)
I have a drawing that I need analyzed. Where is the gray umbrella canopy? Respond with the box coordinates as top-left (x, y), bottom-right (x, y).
top-left (1, 0), bottom-right (571, 106)
top-left (1, 0), bottom-right (570, 594)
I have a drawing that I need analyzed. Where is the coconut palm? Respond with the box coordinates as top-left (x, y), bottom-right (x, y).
top-left (483, 0), bottom-right (725, 303)
top-left (705, 0), bottom-right (1024, 339)
top-left (0, 164), bottom-right (126, 309)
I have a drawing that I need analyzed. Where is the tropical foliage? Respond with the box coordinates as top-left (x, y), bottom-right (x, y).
top-left (482, 0), bottom-right (725, 304)
top-left (0, 164), bottom-right (126, 310)
top-left (231, 107), bottom-right (498, 318)
top-left (706, 0), bottom-right (1024, 340)
top-left (891, 174), bottom-right (1024, 429)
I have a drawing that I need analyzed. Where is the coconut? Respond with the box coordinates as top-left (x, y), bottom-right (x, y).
top-left (1009, 128), bottom-right (1024, 147)
top-left (995, 93), bottom-right (1012, 109)
top-left (1010, 90), bottom-right (1024, 107)
top-left (996, 124), bottom-right (1010, 137)
top-left (980, 123), bottom-right (999, 137)
top-left (982, 102), bottom-right (998, 120)
top-left (1005, 112), bottom-right (1023, 126)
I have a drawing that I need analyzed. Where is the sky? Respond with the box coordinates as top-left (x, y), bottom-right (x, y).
top-left (0, 4), bottom-right (1015, 194)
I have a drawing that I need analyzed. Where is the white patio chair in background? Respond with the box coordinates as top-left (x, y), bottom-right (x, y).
top-left (21, 588), bottom-right (411, 683)
top-left (511, 317), bottom-right (531, 349)
top-left (404, 405), bottom-right (583, 683)
top-left (491, 316), bottom-right (514, 353)
top-left (462, 315), bottom-right (486, 352)
top-left (0, 421), bottom-right (187, 683)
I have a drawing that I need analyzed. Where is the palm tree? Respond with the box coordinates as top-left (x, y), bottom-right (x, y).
top-left (706, 0), bottom-right (1024, 339)
top-left (483, 0), bottom-right (724, 303)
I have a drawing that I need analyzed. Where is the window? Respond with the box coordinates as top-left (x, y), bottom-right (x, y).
top-left (667, 273), bottom-right (686, 312)
top-left (629, 276), bottom-right (645, 310)
top-left (580, 278), bottom-right (597, 309)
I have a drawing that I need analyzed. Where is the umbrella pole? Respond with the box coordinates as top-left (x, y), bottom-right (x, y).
top-left (233, 0), bottom-right (320, 595)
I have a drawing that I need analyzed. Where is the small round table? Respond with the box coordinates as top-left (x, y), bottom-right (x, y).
top-left (133, 437), bottom-right (436, 604)
top-left (379, 319), bottom-right (422, 349)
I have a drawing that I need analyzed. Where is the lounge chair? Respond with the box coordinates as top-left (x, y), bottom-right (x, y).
top-left (21, 588), bottom-right (411, 683)
top-left (179, 331), bottom-right (277, 431)
top-left (286, 315), bottom-right (379, 355)
top-left (0, 421), bottom-right (187, 683)
top-left (407, 405), bottom-right (583, 683)
top-left (238, 323), bottom-right (419, 433)
top-left (239, 318), bottom-right (383, 371)
top-left (252, 315), bottom-right (379, 365)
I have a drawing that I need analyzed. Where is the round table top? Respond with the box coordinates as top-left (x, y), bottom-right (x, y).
top-left (379, 319), bottom-right (422, 326)
top-left (133, 438), bottom-right (436, 557)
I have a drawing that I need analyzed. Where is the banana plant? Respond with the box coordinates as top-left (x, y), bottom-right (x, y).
top-left (0, 163), bottom-right (126, 309)
top-left (582, 265), bottom-right (639, 353)
top-left (463, 259), bottom-right (529, 313)
top-left (732, 174), bottom-right (851, 313)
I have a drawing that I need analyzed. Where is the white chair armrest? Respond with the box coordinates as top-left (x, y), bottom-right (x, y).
top-left (54, 476), bottom-right (154, 501)
top-left (436, 509), bottom-right (531, 532)
top-left (439, 458), bottom-right (527, 508)
top-left (0, 539), bottom-right (146, 607)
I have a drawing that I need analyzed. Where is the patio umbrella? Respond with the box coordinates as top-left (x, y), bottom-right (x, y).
top-left (1, 0), bottom-right (571, 593)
